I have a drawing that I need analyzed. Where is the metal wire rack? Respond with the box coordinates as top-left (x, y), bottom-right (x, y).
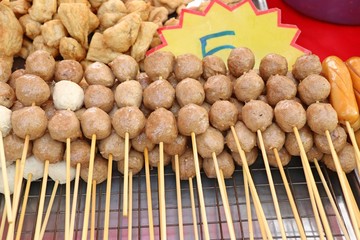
top-left (1, 155), bottom-right (359, 239)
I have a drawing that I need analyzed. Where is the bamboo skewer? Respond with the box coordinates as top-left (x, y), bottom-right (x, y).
top-left (91, 180), bottom-right (96, 240)
top-left (65, 138), bottom-right (71, 240)
top-left (159, 142), bottom-right (167, 240)
top-left (212, 152), bottom-right (236, 240)
top-left (69, 163), bottom-right (81, 240)
top-left (123, 132), bottom-right (130, 217)
top-left (128, 171), bottom-right (133, 240)
top-left (103, 154), bottom-right (113, 240)
top-left (15, 173), bottom-right (32, 240)
top-left (190, 132), bottom-right (210, 240)
top-left (343, 174), bottom-right (360, 227)
top-left (313, 159), bottom-right (351, 240)
top-left (257, 130), bottom-right (286, 240)
top-left (189, 177), bottom-right (199, 240)
top-left (174, 154), bottom-right (184, 240)
top-left (144, 148), bottom-right (154, 240)
top-left (0, 204), bottom-right (6, 239)
top-left (346, 122), bottom-right (360, 177)
top-left (273, 148), bottom-right (306, 239)
top-left (243, 169), bottom-right (253, 240)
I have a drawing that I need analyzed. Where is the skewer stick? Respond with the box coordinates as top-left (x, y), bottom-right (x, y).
top-left (343, 173), bottom-right (360, 227)
top-left (0, 131), bottom-right (13, 223)
top-left (212, 152), bottom-right (236, 240)
top-left (39, 180), bottom-right (59, 240)
top-left (123, 132), bottom-right (130, 217)
top-left (0, 203), bottom-right (6, 239)
top-left (189, 177), bottom-right (199, 240)
top-left (190, 132), bottom-right (210, 240)
top-left (144, 148), bottom-right (154, 240)
top-left (313, 159), bottom-right (351, 240)
top-left (103, 154), bottom-right (113, 240)
top-left (273, 148), bottom-right (306, 239)
top-left (34, 160), bottom-right (50, 239)
top-left (15, 173), bottom-right (32, 240)
top-left (81, 134), bottom-right (97, 240)
top-left (325, 130), bottom-right (360, 238)
top-left (69, 163), bottom-right (81, 240)
top-left (128, 171), bottom-right (133, 240)
top-left (257, 130), bottom-right (286, 240)
top-left (159, 142), bottom-right (167, 240)
top-left (230, 126), bottom-right (273, 240)
top-left (345, 121), bottom-right (360, 175)
top-left (243, 168), bottom-right (254, 240)
top-left (293, 127), bottom-right (332, 240)
top-left (65, 138), bottom-right (71, 240)
top-left (91, 180), bottom-right (96, 240)
top-left (174, 154), bottom-right (184, 240)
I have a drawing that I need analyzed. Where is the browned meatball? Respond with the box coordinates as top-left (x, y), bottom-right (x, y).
top-left (84, 85), bottom-right (114, 113)
top-left (229, 98), bottom-right (243, 121)
top-left (314, 125), bottom-right (347, 154)
top-left (196, 126), bottom-right (224, 158)
top-left (131, 131), bottom-right (155, 152)
top-left (109, 55), bottom-right (139, 82)
top-left (267, 147), bottom-right (291, 167)
top-left (203, 151), bottom-right (234, 179)
top-left (25, 50), bottom-right (56, 82)
top-left (257, 95), bottom-right (268, 103)
top-left (174, 54), bottom-right (203, 80)
top-left (176, 77), bottom-right (205, 107)
top-left (164, 134), bottom-right (187, 156)
top-left (242, 100), bottom-right (273, 132)
top-left (12, 106), bottom-right (48, 140)
top-left (146, 108), bottom-right (178, 144)
top-left (274, 99), bottom-right (306, 132)
top-left (169, 100), bottom-right (181, 118)
top-left (85, 62), bottom-right (115, 87)
top-left (232, 147), bottom-right (258, 167)
top-left (259, 53), bottom-right (288, 81)
top-left (306, 146), bottom-right (324, 163)
top-left (177, 104), bottom-right (209, 136)
top-left (171, 148), bottom-right (202, 180)
top-left (115, 80), bottom-right (142, 108)
top-left (202, 55), bottom-right (227, 80)
top-left (41, 100), bottom-right (57, 120)
top-left (298, 74), bottom-right (331, 105)
top-left (234, 70), bottom-right (264, 102)
top-left (209, 100), bottom-right (238, 131)
top-left (227, 47), bottom-right (255, 78)
top-left (204, 75), bottom-right (232, 104)
top-left (15, 74), bottom-right (50, 106)
top-left (11, 101), bottom-right (24, 111)
top-left (226, 121), bottom-right (256, 153)
top-left (81, 107), bottom-right (112, 140)
top-left (0, 82), bottom-right (15, 108)
top-left (144, 51), bottom-right (174, 81)
top-left (75, 108), bottom-right (86, 120)
top-left (0, 59), bottom-right (12, 83)
top-left (266, 75), bottom-right (297, 106)
top-left (70, 139), bottom-right (90, 167)
top-left (322, 143), bottom-right (357, 173)
top-left (285, 126), bottom-right (313, 156)
top-left (48, 110), bottom-right (82, 142)
top-left (54, 60), bottom-right (83, 83)
top-left (118, 150), bottom-right (144, 175)
top-left (8, 69), bottom-right (26, 89)
top-left (143, 79), bottom-right (175, 110)
top-left (137, 72), bottom-right (151, 90)
top-left (98, 131), bottom-right (129, 161)
top-left (307, 103), bottom-right (338, 135)
top-left (81, 154), bottom-right (108, 183)
top-left (292, 54), bottom-right (322, 80)
top-left (112, 106), bottom-right (146, 139)
top-left (258, 123), bottom-right (285, 152)
top-left (4, 133), bottom-right (33, 163)
top-left (148, 145), bottom-right (171, 167)
top-left (33, 133), bottom-right (65, 163)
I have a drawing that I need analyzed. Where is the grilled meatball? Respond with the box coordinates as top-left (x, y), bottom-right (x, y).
top-left (274, 99), bottom-right (306, 132)
top-left (144, 51), bottom-right (174, 81)
top-left (118, 149), bottom-right (144, 175)
top-left (115, 80), bottom-right (142, 108)
top-left (137, 72), bottom-right (151, 90)
top-left (196, 126), bottom-right (224, 158)
top-left (48, 110), bottom-right (82, 142)
top-left (8, 69), bottom-right (26, 89)
top-left (54, 60), bottom-right (83, 83)
top-left (267, 147), bottom-right (291, 167)
top-left (176, 77), bottom-right (205, 106)
top-left (242, 100), bottom-right (273, 132)
top-left (0, 106), bottom-right (11, 137)
top-left (112, 106), bottom-right (146, 139)
top-left (314, 125), bottom-right (347, 154)
top-left (174, 54), bottom-right (203, 80)
top-left (81, 155), bottom-right (108, 183)
top-left (0, 82), bottom-right (15, 108)
top-left (12, 106), bottom-right (48, 140)
top-left (227, 47), bottom-right (255, 77)
top-left (85, 62), bottom-right (115, 86)
top-left (307, 103), bottom-right (338, 135)
top-left (232, 147), bottom-right (258, 166)
top-left (84, 85), bottom-right (114, 113)
top-left (258, 123), bottom-right (285, 152)
top-left (204, 74), bottom-right (232, 104)
top-left (49, 161), bottom-right (76, 184)
top-left (15, 74), bottom-right (50, 106)
top-left (285, 126), bottom-right (313, 156)
top-left (202, 55), bottom-right (227, 80)
top-left (178, 103), bottom-right (209, 136)
top-left (259, 53), bottom-right (288, 81)
top-left (143, 79), bottom-right (175, 110)
top-left (25, 50), bottom-right (56, 82)
top-left (209, 100), bottom-right (238, 131)
top-left (292, 54), bottom-right (322, 80)
top-left (298, 74), bottom-right (330, 105)
top-left (234, 70), bottom-right (264, 102)
top-left (33, 133), bottom-right (65, 164)
top-left (42, 100), bottom-right (56, 120)
top-left (266, 75), bottom-right (297, 106)
top-left (146, 108), bottom-right (178, 144)
top-left (4, 132), bottom-right (33, 163)
top-left (226, 121), bottom-right (256, 153)
top-left (98, 131), bottom-right (128, 161)
top-left (109, 55), bottom-right (139, 82)
top-left (306, 146), bottom-right (324, 162)
top-left (70, 140), bottom-right (90, 167)
top-left (171, 148), bottom-right (202, 180)
top-left (203, 150), bottom-right (234, 179)
top-left (53, 80), bottom-right (84, 111)
top-left (148, 145), bottom-right (171, 167)
top-left (322, 143), bottom-right (356, 173)
top-left (81, 107), bottom-right (112, 140)
top-left (229, 98), bottom-right (243, 121)
top-left (169, 100), bottom-right (181, 117)
top-left (164, 134), bottom-right (187, 156)
top-left (131, 131), bottom-right (155, 152)
top-left (0, 60), bottom-right (12, 83)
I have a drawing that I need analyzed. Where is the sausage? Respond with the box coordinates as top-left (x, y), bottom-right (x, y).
top-left (292, 54), bottom-right (322, 80)
top-left (285, 126), bottom-right (313, 156)
top-left (257, 123), bottom-right (285, 152)
top-left (48, 110), bottom-right (82, 142)
top-left (274, 99), bottom-right (306, 132)
top-left (15, 74), bottom-right (50, 106)
top-left (266, 75), bottom-right (297, 106)
top-left (203, 150), bottom-right (234, 179)
top-left (4, 132), bottom-right (33, 163)
top-left (69, 139), bottom-right (90, 168)
top-left (25, 50), bottom-right (56, 82)
top-left (267, 147), bottom-right (291, 167)
top-left (209, 100), bottom-right (238, 131)
top-left (0, 106), bottom-right (12, 137)
top-left (84, 85), bottom-right (114, 113)
top-left (0, 82), bottom-right (15, 108)
top-left (115, 80), bottom-right (143, 108)
top-left (80, 107), bottom-right (112, 140)
top-left (54, 60), bottom-right (83, 83)
top-left (148, 145), bottom-right (171, 167)
top-left (227, 47), bottom-right (255, 78)
top-left (259, 53), bottom-right (288, 81)
top-left (117, 150), bottom-right (144, 175)
top-left (204, 74), bottom-right (232, 104)
top-left (226, 121), bottom-right (256, 153)
top-left (112, 106), bottom-right (146, 139)
top-left (322, 143), bottom-right (356, 173)
top-left (85, 61), bottom-right (115, 87)
top-left (242, 100), bottom-right (273, 132)
top-left (131, 131), bottom-right (155, 152)
top-left (202, 55), bottom-right (227, 80)
top-left (143, 79), bottom-right (175, 110)
top-left (175, 77), bottom-right (205, 107)
top-left (177, 103), bottom-right (209, 136)
top-left (346, 57), bottom-right (360, 126)
top-left (322, 56), bottom-right (359, 124)
top-left (196, 126), bottom-right (224, 158)
top-left (306, 102), bottom-right (338, 135)
top-left (53, 80), bottom-right (84, 111)
top-left (33, 133), bottom-right (65, 164)
top-left (109, 55), bottom-right (139, 82)
top-left (144, 51), bottom-right (174, 81)
top-left (174, 53), bottom-right (203, 80)
top-left (81, 155), bottom-right (108, 183)
top-left (232, 147), bottom-right (258, 167)
top-left (314, 125), bottom-right (347, 154)
top-left (234, 70), bottom-right (264, 102)
top-left (171, 148), bottom-right (202, 180)
top-left (297, 74), bottom-right (331, 105)
top-left (164, 134), bottom-right (187, 156)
